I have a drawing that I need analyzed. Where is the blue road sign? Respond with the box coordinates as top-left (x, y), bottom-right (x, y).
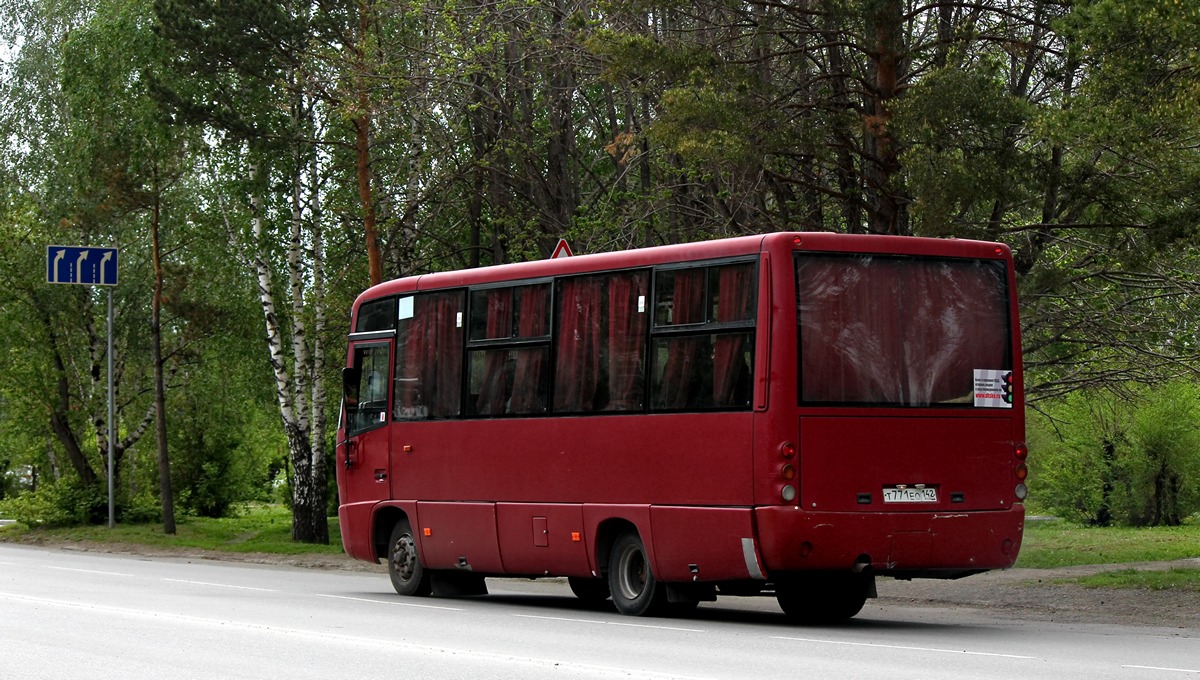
top-left (47, 245), bottom-right (119, 286)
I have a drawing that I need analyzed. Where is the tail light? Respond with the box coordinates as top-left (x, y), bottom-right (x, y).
top-left (1014, 442), bottom-right (1029, 500)
top-left (778, 442), bottom-right (798, 504)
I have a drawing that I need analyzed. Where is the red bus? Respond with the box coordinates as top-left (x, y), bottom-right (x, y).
top-left (336, 232), bottom-right (1026, 622)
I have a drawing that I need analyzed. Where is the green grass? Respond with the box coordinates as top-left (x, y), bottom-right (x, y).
top-left (1062, 568), bottom-right (1200, 591)
top-left (1016, 518), bottom-right (1200, 569)
top-left (0, 503), bottom-right (344, 555)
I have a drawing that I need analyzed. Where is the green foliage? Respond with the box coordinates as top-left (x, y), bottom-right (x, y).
top-left (0, 477), bottom-right (107, 527)
top-left (1018, 517), bottom-right (1200, 568)
top-left (1030, 383), bottom-right (1200, 526)
top-left (0, 503), bottom-right (344, 554)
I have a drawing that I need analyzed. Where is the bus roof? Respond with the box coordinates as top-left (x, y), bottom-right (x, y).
top-left (355, 232), bottom-right (1010, 307)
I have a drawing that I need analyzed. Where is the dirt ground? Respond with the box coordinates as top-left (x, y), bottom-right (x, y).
top-left (12, 536), bottom-right (1199, 630)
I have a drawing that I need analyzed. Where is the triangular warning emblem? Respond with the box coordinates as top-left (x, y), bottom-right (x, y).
top-left (551, 239), bottom-right (574, 259)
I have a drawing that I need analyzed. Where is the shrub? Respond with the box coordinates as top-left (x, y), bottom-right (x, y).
top-left (1030, 382), bottom-right (1200, 526)
top-left (0, 477), bottom-right (107, 527)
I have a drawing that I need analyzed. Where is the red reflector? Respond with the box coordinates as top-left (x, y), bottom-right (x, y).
top-left (793, 236), bottom-right (802, 246)
top-left (1015, 443), bottom-right (1028, 460)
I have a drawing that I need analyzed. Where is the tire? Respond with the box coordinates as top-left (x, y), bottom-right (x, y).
top-left (607, 531), bottom-right (667, 616)
top-left (568, 576), bottom-right (611, 604)
top-left (387, 518), bottom-right (432, 597)
top-left (776, 572), bottom-right (870, 624)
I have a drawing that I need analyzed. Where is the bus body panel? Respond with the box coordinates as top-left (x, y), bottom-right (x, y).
top-left (754, 505), bottom-right (1024, 575)
top-left (495, 503), bottom-right (591, 576)
top-left (648, 506), bottom-right (759, 582)
top-left (798, 414), bottom-right (1020, 513)
top-left (415, 501), bottom-right (505, 572)
top-left (386, 415), bottom-right (754, 506)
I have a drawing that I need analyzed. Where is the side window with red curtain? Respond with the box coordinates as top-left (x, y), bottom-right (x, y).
top-left (467, 282), bottom-right (551, 417)
top-left (394, 290), bottom-right (465, 420)
top-left (651, 260), bottom-right (756, 411)
top-left (554, 270), bottom-right (650, 413)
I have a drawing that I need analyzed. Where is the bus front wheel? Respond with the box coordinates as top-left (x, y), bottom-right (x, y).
top-left (607, 532), bottom-right (667, 616)
top-left (388, 519), bottom-right (432, 597)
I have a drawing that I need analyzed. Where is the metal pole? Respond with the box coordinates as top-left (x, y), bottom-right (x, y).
top-left (107, 287), bottom-right (115, 529)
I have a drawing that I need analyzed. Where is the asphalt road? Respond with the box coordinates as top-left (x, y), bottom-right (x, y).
top-left (1, 544), bottom-right (1197, 680)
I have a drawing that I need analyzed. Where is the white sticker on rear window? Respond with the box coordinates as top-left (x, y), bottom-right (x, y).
top-left (973, 369), bottom-right (1014, 408)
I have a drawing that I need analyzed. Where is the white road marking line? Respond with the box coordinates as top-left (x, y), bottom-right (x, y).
top-left (162, 578), bottom-right (277, 592)
top-left (46, 566), bottom-right (132, 577)
top-left (1124, 666), bottom-right (1200, 674)
top-left (0, 592), bottom-right (696, 679)
top-left (314, 593), bottom-right (463, 611)
top-left (772, 636), bottom-right (1037, 660)
top-left (513, 613), bottom-right (705, 633)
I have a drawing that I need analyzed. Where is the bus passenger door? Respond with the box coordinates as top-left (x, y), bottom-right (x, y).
top-left (340, 341), bottom-right (393, 505)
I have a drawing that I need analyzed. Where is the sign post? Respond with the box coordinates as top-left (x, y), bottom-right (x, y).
top-left (47, 246), bottom-right (119, 528)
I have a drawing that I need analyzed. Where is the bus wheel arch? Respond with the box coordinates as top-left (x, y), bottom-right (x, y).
top-left (372, 506), bottom-right (406, 563)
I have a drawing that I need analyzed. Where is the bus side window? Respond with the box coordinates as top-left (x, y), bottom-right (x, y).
top-left (554, 270), bottom-right (649, 413)
top-left (651, 261), bottom-right (756, 411)
top-left (346, 344), bottom-right (390, 434)
top-left (467, 283), bottom-right (551, 417)
top-left (394, 291), bottom-right (465, 420)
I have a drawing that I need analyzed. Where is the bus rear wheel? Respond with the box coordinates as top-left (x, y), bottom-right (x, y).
top-left (776, 572), bottom-right (870, 624)
top-left (388, 519), bottom-right (432, 597)
top-left (608, 532), bottom-right (667, 616)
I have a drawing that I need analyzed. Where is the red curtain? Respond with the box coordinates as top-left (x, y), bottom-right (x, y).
top-left (657, 269), bottom-right (706, 409)
top-left (712, 264), bottom-right (755, 406)
top-left (606, 272), bottom-right (647, 411)
top-left (554, 277), bottom-right (603, 412)
top-left (427, 292), bottom-right (463, 417)
top-left (511, 284), bottom-right (549, 414)
top-left (474, 289), bottom-right (513, 415)
top-left (900, 262), bottom-right (1009, 404)
top-left (395, 298), bottom-right (426, 416)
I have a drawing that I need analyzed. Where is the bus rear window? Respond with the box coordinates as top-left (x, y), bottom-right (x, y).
top-left (796, 254), bottom-right (1011, 407)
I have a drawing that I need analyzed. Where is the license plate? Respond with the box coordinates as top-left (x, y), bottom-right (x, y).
top-left (883, 486), bottom-right (938, 503)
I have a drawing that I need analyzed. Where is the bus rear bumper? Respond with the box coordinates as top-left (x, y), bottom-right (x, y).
top-left (754, 505), bottom-right (1025, 578)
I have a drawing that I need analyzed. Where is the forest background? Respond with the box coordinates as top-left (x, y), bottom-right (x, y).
top-left (1, 0), bottom-right (1198, 543)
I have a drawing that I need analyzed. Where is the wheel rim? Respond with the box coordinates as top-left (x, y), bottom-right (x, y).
top-left (391, 532), bottom-right (418, 583)
top-left (614, 543), bottom-right (647, 601)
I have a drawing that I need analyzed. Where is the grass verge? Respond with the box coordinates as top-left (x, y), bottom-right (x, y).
top-left (1059, 568), bottom-right (1200, 591)
top-left (0, 503), bottom-right (344, 555)
top-left (1017, 518), bottom-right (1200, 569)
